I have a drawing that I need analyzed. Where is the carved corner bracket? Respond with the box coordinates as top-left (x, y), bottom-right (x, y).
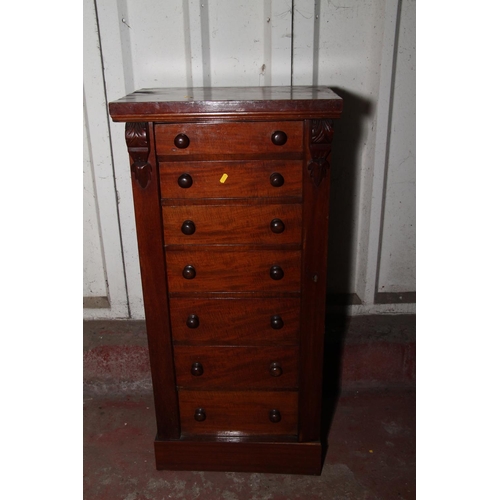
top-left (125, 122), bottom-right (152, 189)
top-left (307, 119), bottom-right (334, 187)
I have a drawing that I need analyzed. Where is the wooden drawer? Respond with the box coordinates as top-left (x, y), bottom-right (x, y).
top-left (155, 121), bottom-right (303, 156)
top-left (159, 160), bottom-right (302, 199)
top-left (166, 249), bottom-right (301, 293)
top-left (174, 346), bottom-right (298, 389)
top-left (163, 204), bottom-right (302, 245)
top-left (170, 298), bottom-right (300, 345)
top-left (179, 390), bottom-right (298, 436)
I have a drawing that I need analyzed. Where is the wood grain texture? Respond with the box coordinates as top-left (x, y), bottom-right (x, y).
top-left (155, 122), bottom-right (303, 156)
top-left (169, 297), bottom-right (300, 345)
top-left (154, 439), bottom-right (322, 474)
top-left (111, 87), bottom-right (342, 474)
top-left (109, 86), bottom-right (343, 123)
top-left (162, 204), bottom-right (302, 245)
top-left (174, 345), bottom-right (298, 389)
top-left (165, 248), bottom-right (301, 293)
top-left (160, 160), bottom-right (303, 199)
top-left (298, 119), bottom-right (333, 443)
top-left (125, 122), bottom-right (180, 439)
top-left (178, 390), bottom-right (298, 436)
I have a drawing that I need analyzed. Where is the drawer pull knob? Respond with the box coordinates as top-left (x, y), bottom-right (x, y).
top-left (271, 131), bottom-right (288, 146)
top-left (269, 362), bottom-right (283, 377)
top-left (269, 409), bottom-right (281, 423)
top-left (178, 173), bottom-right (193, 188)
top-left (270, 315), bottom-right (284, 330)
top-left (174, 133), bottom-right (190, 149)
top-left (269, 172), bottom-right (284, 188)
top-left (191, 362), bottom-right (204, 376)
top-left (270, 218), bottom-right (285, 234)
top-left (194, 408), bottom-right (206, 422)
top-left (186, 314), bottom-right (199, 329)
top-left (270, 265), bottom-right (284, 281)
top-left (181, 220), bottom-right (196, 235)
top-left (182, 265), bottom-right (196, 280)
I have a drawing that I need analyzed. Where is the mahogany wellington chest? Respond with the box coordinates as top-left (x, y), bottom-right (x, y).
top-left (109, 86), bottom-right (343, 475)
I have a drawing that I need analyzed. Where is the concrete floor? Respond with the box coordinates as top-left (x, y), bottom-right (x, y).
top-left (84, 388), bottom-right (415, 499)
top-left (83, 315), bottom-right (415, 499)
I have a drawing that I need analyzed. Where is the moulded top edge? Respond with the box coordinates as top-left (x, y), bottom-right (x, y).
top-left (108, 86), bottom-right (343, 121)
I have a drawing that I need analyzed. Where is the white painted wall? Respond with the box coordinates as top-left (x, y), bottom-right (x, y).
top-left (83, 0), bottom-right (416, 318)
top-left (378, 0), bottom-right (416, 294)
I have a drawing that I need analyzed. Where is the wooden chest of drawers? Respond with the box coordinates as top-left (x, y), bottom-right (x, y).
top-left (109, 86), bottom-right (342, 475)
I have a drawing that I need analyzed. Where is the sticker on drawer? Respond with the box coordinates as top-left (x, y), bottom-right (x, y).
top-left (219, 173), bottom-right (228, 184)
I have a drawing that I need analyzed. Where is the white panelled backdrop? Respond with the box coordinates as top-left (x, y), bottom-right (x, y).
top-left (83, 0), bottom-right (416, 319)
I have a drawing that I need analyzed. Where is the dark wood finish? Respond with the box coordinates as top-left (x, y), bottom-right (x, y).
top-left (186, 313), bottom-right (199, 329)
top-left (160, 160), bottom-right (302, 199)
top-left (124, 122), bottom-right (180, 439)
top-left (180, 220), bottom-right (196, 235)
top-left (270, 218), bottom-right (285, 234)
top-left (270, 314), bottom-right (284, 330)
top-left (182, 265), bottom-right (196, 280)
top-left (174, 346), bottom-right (298, 389)
top-left (163, 204), bottom-right (302, 245)
top-left (178, 390), bottom-right (298, 436)
top-left (169, 297), bottom-right (300, 345)
top-left (109, 86), bottom-right (342, 475)
top-left (190, 362), bottom-right (204, 376)
top-left (174, 133), bottom-right (190, 149)
top-left (109, 86), bottom-right (343, 123)
top-left (297, 119), bottom-right (333, 443)
top-left (194, 408), bottom-right (206, 422)
top-left (270, 172), bottom-right (285, 187)
top-left (165, 248), bottom-right (301, 293)
top-left (177, 173), bottom-right (193, 188)
top-left (269, 409), bottom-right (282, 423)
top-left (154, 439), bottom-right (323, 475)
top-left (271, 130), bottom-right (288, 146)
top-left (269, 265), bottom-right (285, 281)
top-left (155, 122), bottom-right (303, 156)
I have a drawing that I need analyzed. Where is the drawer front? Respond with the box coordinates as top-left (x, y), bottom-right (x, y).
top-left (170, 298), bottom-right (300, 345)
top-left (174, 346), bottom-right (298, 389)
top-left (179, 390), bottom-right (298, 436)
top-left (160, 160), bottom-right (302, 199)
top-left (155, 121), bottom-right (303, 156)
top-left (163, 204), bottom-right (302, 245)
top-left (166, 249), bottom-right (301, 293)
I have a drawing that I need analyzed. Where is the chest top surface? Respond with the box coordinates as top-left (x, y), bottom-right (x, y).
top-left (108, 86), bottom-right (343, 122)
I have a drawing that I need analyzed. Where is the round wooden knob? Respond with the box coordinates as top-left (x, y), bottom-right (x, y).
top-left (270, 315), bottom-right (284, 330)
top-left (191, 362), bottom-right (204, 376)
top-left (271, 131), bottom-right (288, 146)
top-left (269, 172), bottom-right (284, 188)
top-left (270, 218), bottom-right (285, 234)
top-left (181, 220), bottom-right (196, 235)
top-left (182, 265), bottom-right (196, 280)
top-left (194, 408), bottom-right (206, 422)
top-left (174, 133), bottom-right (190, 149)
top-left (269, 409), bottom-right (281, 423)
top-left (270, 265), bottom-right (284, 281)
top-left (269, 362), bottom-right (282, 377)
top-left (186, 314), bottom-right (199, 329)
top-left (178, 173), bottom-right (193, 188)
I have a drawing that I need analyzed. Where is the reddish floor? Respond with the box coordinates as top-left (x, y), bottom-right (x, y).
top-left (83, 387), bottom-right (415, 499)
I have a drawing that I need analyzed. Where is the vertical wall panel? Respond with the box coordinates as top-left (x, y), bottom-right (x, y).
top-left (291, 0), bottom-right (316, 86)
top-left (84, 0), bottom-right (129, 318)
top-left (83, 104), bottom-right (108, 300)
top-left (85, 0), bottom-right (416, 317)
top-left (377, 0), bottom-right (416, 294)
top-left (292, 0), bottom-right (388, 299)
top-left (123, 0), bottom-right (191, 88)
